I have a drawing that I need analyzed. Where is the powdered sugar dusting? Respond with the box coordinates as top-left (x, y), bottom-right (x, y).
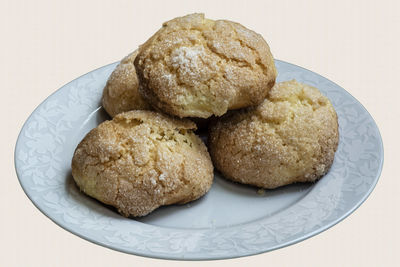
top-left (161, 73), bottom-right (174, 86)
top-left (170, 46), bottom-right (205, 77)
top-left (224, 65), bottom-right (235, 81)
top-left (159, 173), bottom-right (166, 181)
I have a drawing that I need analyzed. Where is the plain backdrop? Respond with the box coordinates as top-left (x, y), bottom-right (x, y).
top-left (1, 0), bottom-right (399, 266)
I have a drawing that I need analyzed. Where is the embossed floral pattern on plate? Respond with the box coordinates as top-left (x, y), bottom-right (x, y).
top-left (15, 60), bottom-right (383, 260)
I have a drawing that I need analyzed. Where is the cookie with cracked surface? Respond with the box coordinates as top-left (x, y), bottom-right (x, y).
top-left (208, 80), bottom-right (339, 189)
top-left (135, 13), bottom-right (277, 119)
top-left (102, 50), bottom-right (151, 118)
top-left (71, 110), bottom-right (213, 217)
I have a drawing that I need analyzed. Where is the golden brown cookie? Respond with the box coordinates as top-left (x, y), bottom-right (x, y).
top-left (208, 80), bottom-right (339, 189)
top-left (71, 110), bottom-right (213, 217)
top-left (135, 13), bottom-right (277, 119)
top-left (102, 50), bottom-right (151, 117)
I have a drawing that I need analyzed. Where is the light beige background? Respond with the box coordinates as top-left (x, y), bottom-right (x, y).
top-left (1, 0), bottom-right (398, 266)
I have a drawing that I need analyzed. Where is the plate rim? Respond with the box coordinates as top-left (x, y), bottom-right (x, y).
top-left (14, 59), bottom-right (384, 260)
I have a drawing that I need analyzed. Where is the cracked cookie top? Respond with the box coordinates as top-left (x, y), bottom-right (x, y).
top-left (135, 13), bottom-right (277, 118)
top-left (102, 50), bottom-right (151, 117)
top-left (71, 110), bottom-right (213, 217)
top-left (208, 80), bottom-right (339, 189)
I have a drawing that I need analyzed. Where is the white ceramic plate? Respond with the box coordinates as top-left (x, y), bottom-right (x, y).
top-left (15, 60), bottom-right (383, 260)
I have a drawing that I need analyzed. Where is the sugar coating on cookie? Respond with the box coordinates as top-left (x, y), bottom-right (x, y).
top-left (209, 80), bottom-right (339, 189)
top-left (71, 110), bottom-right (213, 217)
top-left (102, 50), bottom-right (151, 117)
top-left (135, 13), bottom-right (277, 118)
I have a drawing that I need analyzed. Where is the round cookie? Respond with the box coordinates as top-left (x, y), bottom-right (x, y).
top-left (102, 50), bottom-right (151, 117)
top-left (209, 80), bottom-right (339, 189)
top-left (135, 13), bottom-right (277, 119)
top-left (71, 110), bottom-right (213, 217)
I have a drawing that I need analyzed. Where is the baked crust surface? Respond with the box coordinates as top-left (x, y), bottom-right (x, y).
top-left (135, 13), bottom-right (277, 118)
top-left (102, 50), bottom-right (151, 117)
top-left (71, 110), bottom-right (213, 217)
top-left (209, 80), bottom-right (339, 189)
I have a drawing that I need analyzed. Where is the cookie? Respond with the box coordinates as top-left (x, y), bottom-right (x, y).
top-left (135, 13), bottom-right (277, 118)
top-left (71, 110), bottom-right (213, 217)
top-left (102, 50), bottom-right (151, 117)
top-left (208, 80), bottom-right (339, 189)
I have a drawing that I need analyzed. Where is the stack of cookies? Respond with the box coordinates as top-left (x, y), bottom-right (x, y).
top-left (71, 13), bottom-right (339, 217)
